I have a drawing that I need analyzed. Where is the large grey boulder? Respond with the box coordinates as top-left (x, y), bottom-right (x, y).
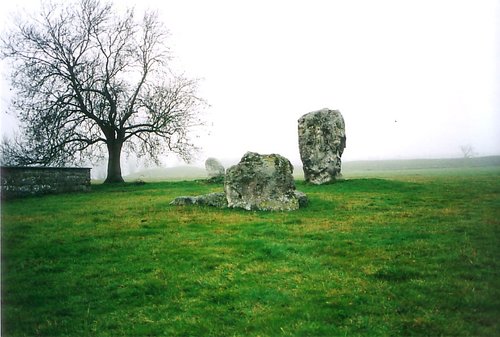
top-left (298, 108), bottom-right (346, 184)
top-left (224, 152), bottom-right (307, 211)
top-left (205, 157), bottom-right (225, 182)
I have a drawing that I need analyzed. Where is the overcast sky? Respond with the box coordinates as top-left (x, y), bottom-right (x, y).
top-left (1, 0), bottom-right (499, 167)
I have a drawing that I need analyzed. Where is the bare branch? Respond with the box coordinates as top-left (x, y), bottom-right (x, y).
top-left (1, 0), bottom-right (206, 181)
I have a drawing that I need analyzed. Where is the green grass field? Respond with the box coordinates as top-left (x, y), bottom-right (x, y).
top-left (2, 166), bottom-right (500, 336)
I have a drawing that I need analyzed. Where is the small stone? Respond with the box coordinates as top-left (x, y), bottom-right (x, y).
top-left (205, 157), bottom-right (225, 182)
top-left (169, 196), bottom-right (197, 206)
top-left (294, 190), bottom-right (309, 208)
top-left (197, 192), bottom-right (228, 208)
top-left (170, 192), bottom-right (227, 208)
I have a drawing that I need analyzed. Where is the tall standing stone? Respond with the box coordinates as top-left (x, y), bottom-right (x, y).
top-left (224, 152), bottom-right (307, 211)
top-left (298, 108), bottom-right (346, 184)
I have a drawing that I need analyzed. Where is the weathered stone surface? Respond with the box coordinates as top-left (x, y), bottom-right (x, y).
top-left (170, 192), bottom-right (227, 208)
top-left (294, 190), bottom-right (309, 208)
top-left (205, 157), bottom-right (225, 182)
top-left (298, 108), bottom-right (346, 184)
top-left (170, 196), bottom-right (198, 206)
top-left (224, 152), bottom-right (307, 211)
top-left (0, 166), bottom-right (91, 199)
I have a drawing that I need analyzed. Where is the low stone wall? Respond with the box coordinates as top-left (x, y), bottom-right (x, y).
top-left (1, 166), bottom-right (91, 199)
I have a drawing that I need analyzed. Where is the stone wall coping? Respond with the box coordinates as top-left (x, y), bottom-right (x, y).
top-left (1, 166), bottom-right (91, 170)
top-left (1, 166), bottom-right (91, 199)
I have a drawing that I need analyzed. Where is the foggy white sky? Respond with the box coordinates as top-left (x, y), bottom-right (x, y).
top-left (1, 0), bottom-right (499, 168)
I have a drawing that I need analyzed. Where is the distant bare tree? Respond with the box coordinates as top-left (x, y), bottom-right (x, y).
top-left (460, 145), bottom-right (476, 159)
top-left (1, 0), bottom-right (206, 183)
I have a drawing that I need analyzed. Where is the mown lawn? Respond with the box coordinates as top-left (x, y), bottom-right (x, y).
top-left (2, 169), bottom-right (499, 336)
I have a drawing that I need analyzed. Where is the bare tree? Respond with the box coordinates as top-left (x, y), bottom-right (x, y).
top-left (1, 0), bottom-right (206, 183)
top-left (460, 145), bottom-right (476, 159)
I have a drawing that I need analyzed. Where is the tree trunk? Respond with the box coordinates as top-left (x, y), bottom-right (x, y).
top-left (104, 140), bottom-right (125, 183)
